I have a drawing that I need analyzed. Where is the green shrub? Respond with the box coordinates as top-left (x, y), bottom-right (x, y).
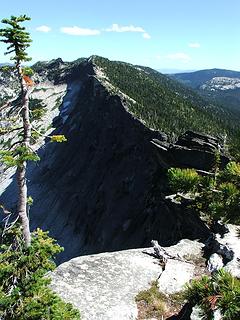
top-left (222, 161), bottom-right (240, 185)
top-left (185, 269), bottom-right (240, 319)
top-left (0, 224), bottom-right (80, 320)
top-left (168, 162), bottom-right (240, 224)
top-left (168, 167), bottom-right (200, 193)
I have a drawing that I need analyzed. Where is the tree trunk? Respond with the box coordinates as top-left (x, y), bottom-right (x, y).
top-left (17, 164), bottom-right (31, 246)
top-left (16, 62), bottom-right (31, 247)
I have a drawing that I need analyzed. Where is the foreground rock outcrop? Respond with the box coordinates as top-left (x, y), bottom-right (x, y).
top-left (50, 226), bottom-right (239, 320)
top-left (50, 248), bottom-right (162, 320)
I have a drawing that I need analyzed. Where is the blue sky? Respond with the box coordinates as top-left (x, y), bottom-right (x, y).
top-left (0, 0), bottom-right (240, 71)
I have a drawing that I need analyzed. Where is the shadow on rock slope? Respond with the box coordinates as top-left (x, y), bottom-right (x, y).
top-left (0, 61), bottom-right (216, 263)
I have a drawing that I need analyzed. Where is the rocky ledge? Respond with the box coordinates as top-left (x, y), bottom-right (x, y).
top-left (50, 224), bottom-right (239, 320)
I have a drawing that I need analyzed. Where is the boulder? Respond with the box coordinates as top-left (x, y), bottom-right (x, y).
top-left (204, 224), bottom-right (240, 279)
top-left (146, 239), bottom-right (205, 295)
top-left (191, 307), bottom-right (222, 320)
top-left (190, 306), bottom-right (203, 320)
top-left (158, 259), bottom-right (196, 294)
top-left (207, 253), bottom-right (223, 273)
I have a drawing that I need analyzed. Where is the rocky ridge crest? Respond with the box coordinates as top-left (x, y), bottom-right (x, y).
top-left (0, 57), bottom-right (229, 264)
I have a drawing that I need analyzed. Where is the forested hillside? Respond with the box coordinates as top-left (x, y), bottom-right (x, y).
top-left (93, 57), bottom-right (240, 140)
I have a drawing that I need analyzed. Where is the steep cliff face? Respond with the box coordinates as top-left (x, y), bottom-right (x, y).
top-left (0, 58), bottom-right (214, 262)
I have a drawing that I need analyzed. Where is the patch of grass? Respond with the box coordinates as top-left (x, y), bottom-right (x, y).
top-left (135, 281), bottom-right (166, 316)
top-left (135, 281), bottom-right (185, 319)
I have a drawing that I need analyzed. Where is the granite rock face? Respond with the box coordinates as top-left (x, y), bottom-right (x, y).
top-left (1, 60), bottom-right (231, 264)
top-left (0, 60), bottom-right (212, 263)
top-left (157, 239), bottom-right (205, 295)
top-left (50, 248), bottom-right (162, 320)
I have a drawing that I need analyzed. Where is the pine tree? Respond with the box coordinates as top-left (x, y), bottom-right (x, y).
top-left (0, 16), bottom-right (66, 246)
top-left (0, 15), bottom-right (33, 246)
top-left (0, 16), bottom-right (79, 319)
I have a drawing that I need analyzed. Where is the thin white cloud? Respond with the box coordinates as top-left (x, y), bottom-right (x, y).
top-left (60, 23), bottom-right (150, 38)
top-left (104, 23), bottom-right (151, 39)
top-left (188, 42), bottom-right (200, 48)
top-left (60, 26), bottom-right (100, 36)
top-left (105, 23), bottom-right (145, 33)
top-left (36, 25), bottom-right (51, 33)
top-left (142, 32), bottom-right (151, 39)
top-left (166, 52), bottom-right (191, 62)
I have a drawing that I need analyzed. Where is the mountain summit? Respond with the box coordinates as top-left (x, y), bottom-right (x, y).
top-left (0, 57), bottom-right (233, 262)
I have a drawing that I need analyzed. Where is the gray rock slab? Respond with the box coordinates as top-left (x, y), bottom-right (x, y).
top-left (164, 239), bottom-right (204, 259)
top-left (50, 248), bottom-right (162, 320)
top-left (144, 240), bottom-right (205, 295)
top-left (158, 259), bottom-right (196, 294)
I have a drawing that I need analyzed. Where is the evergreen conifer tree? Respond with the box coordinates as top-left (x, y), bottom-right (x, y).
top-left (0, 15), bottom-right (80, 319)
top-left (0, 15), bottom-right (66, 246)
top-left (0, 15), bottom-right (34, 246)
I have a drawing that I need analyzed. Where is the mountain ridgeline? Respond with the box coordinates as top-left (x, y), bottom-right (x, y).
top-left (92, 57), bottom-right (240, 139)
top-left (0, 56), bottom-right (237, 262)
top-left (1, 56), bottom-right (240, 140)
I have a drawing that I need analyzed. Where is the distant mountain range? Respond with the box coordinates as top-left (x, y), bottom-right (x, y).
top-left (170, 69), bottom-right (240, 112)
